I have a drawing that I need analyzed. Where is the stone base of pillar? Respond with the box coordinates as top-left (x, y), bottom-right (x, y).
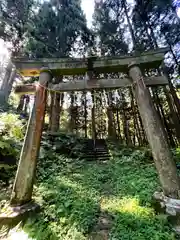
top-left (153, 191), bottom-right (180, 234)
top-left (0, 201), bottom-right (40, 233)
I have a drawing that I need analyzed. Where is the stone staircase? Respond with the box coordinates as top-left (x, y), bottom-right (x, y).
top-left (82, 139), bottom-right (110, 161)
top-left (42, 132), bottom-right (110, 161)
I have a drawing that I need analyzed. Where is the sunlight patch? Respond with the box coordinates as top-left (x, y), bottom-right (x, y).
top-left (101, 197), bottom-right (154, 218)
top-left (7, 229), bottom-right (34, 240)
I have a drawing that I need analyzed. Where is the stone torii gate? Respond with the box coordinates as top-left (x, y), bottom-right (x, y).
top-left (10, 47), bottom-right (180, 208)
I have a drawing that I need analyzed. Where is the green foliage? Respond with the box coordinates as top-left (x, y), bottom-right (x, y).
top-left (0, 112), bottom-right (25, 141)
top-left (41, 132), bottom-right (85, 158)
top-left (132, 0), bottom-right (179, 69)
top-left (0, 0), bottom-right (35, 54)
top-left (93, 0), bottom-right (128, 56)
top-left (171, 147), bottom-right (180, 163)
top-left (0, 138), bottom-right (16, 157)
top-left (23, 139), bottom-right (175, 240)
top-left (24, 0), bottom-right (90, 58)
top-left (0, 112), bottom-right (25, 159)
top-left (0, 112), bottom-right (24, 202)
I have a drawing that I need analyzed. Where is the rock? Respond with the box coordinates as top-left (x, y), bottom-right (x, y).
top-left (0, 201), bottom-right (40, 234)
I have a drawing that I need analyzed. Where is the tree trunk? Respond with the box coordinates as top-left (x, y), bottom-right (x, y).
top-left (153, 87), bottom-right (176, 146)
top-left (163, 67), bottom-right (180, 119)
top-left (144, 21), bottom-right (154, 48)
top-left (122, 110), bottom-right (132, 146)
top-left (84, 91), bottom-right (88, 138)
top-left (11, 70), bottom-right (52, 205)
top-left (6, 69), bottom-right (16, 100)
top-left (59, 93), bottom-right (64, 128)
top-left (0, 61), bottom-right (13, 105)
top-left (69, 92), bottom-right (75, 133)
top-left (151, 88), bottom-right (168, 140)
top-left (165, 37), bottom-right (179, 66)
top-left (24, 95), bottom-right (30, 115)
top-left (107, 107), bottom-right (116, 139)
top-left (164, 86), bottom-right (180, 144)
top-left (146, 20), bottom-right (158, 48)
top-left (49, 91), bottom-right (54, 129)
top-left (0, 62), bottom-right (12, 90)
top-left (49, 92), bottom-right (61, 132)
top-left (107, 92), bottom-right (116, 139)
top-left (157, 91), bottom-right (176, 147)
top-left (49, 76), bottom-right (63, 132)
top-left (91, 90), bottom-right (97, 140)
top-left (17, 95), bottom-right (25, 112)
top-left (122, 0), bottom-right (136, 48)
top-left (116, 109), bottom-right (122, 142)
top-left (129, 63), bottom-right (180, 198)
top-left (130, 88), bottom-right (142, 146)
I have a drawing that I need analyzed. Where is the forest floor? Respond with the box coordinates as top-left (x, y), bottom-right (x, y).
top-left (1, 144), bottom-right (179, 240)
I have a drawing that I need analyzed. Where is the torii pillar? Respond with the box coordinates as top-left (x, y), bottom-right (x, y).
top-left (128, 62), bottom-right (180, 199)
top-left (10, 68), bottom-right (52, 205)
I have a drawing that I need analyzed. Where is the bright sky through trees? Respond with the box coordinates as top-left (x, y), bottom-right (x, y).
top-left (0, 0), bottom-right (179, 53)
top-left (81, 0), bottom-right (95, 27)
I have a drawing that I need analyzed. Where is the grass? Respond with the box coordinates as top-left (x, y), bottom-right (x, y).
top-left (20, 145), bottom-right (176, 240)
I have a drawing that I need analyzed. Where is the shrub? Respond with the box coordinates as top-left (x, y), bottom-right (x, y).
top-left (0, 112), bottom-right (25, 141)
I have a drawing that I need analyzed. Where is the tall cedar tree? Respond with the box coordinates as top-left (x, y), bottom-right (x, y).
top-left (23, 0), bottom-right (90, 131)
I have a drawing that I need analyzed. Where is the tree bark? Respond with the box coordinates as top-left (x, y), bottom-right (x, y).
top-left (107, 107), bottom-right (116, 139)
top-left (6, 68), bottom-right (16, 100)
top-left (164, 86), bottom-right (180, 144)
top-left (24, 95), bottom-right (30, 115)
top-left (165, 37), bottom-right (179, 66)
top-left (129, 63), bottom-right (180, 198)
top-left (107, 92), bottom-right (116, 139)
top-left (116, 109), bottom-right (122, 142)
top-left (0, 61), bottom-right (13, 105)
top-left (122, 0), bottom-right (136, 48)
top-left (91, 90), bottom-right (97, 140)
top-left (0, 62), bottom-right (12, 90)
top-left (17, 95), bottom-right (25, 112)
top-left (130, 88), bottom-right (142, 146)
top-left (156, 89), bottom-right (175, 145)
top-left (122, 110), bottom-right (132, 146)
top-left (83, 91), bottom-right (88, 138)
top-left (146, 20), bottom-right (158, 48)
top-left (68, 92), bottom-right (76, 133)
top-left (151, 88), bottom-right (168, 140)
top-left (49, 76), bottom-right (63, 132)
top-left (11, 70), bottom-right (52, 205)
top-left (163, 67), bottom-right (180, 120)
top-left (49, 92), bottom-right (61, 132)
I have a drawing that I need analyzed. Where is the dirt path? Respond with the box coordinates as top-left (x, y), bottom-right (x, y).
top-left (88, 210), bottom-right (113, 240)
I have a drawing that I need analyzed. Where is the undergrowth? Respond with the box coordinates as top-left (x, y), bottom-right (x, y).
top-left (0, 112), bottom-right (25, 157)
top-left (0, 112), bottom-right (25, 203)
top-left (22, 139), bottom-right (176, 240)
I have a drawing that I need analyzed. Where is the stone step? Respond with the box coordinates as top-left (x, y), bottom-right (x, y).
top-left (85, 156), bottom-right (110, 159)
top-left (84, 155), bottom-right (110, 159)
top-left (85, 152), bottom-right (110, 155)
top-left (84, 150), bottom-right (109, 152)
top-left (84, 153), bottom-right (110, 157)
top-left (84, 150), bottom-right (109, 154)
top-left (95, 150), bottom-right (109, 153)
top-left (85, 157), bottom-right (110, 161)
top-left (85, 155), bottom-right (110, 158)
